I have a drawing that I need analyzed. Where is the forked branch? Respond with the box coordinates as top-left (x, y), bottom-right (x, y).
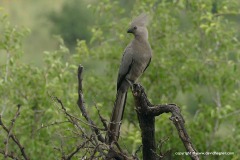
top-left (132, 83), bottom-right (199, 160)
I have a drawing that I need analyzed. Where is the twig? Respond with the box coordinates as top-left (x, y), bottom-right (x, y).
top-left (89, 143), bottom-right (102, 160)
top-left (53, 95), bottom-right (101, 147)
top-left (0, 149), bottom-right (19, 160)
top-left (95, 104), bottom-right (108, 131)
top-left (36, 120), bottom-right (71, 131)
top-left (65, 139), bottom-right (90, 160)
top-left (0, 105), bottom-right (30, 160)
top-left (133, 145), bottom-right (142, 159)
top-left (157, 136), bottom-right (170, 157)
top-left (4, 104), bottom-right (21, 157)
top-left (52, 97), bottom-right (105, 130)
top-left (52, 96), bottom-right (85, 134)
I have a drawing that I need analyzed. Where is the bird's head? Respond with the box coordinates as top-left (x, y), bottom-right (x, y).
top-left (127, 13), bottom-right (149, 39)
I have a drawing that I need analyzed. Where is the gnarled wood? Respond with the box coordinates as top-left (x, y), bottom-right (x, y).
top-left (132, 83), bottom-right (199, 160)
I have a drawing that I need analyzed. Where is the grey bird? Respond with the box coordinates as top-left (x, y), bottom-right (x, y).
top-left (108, 13), bottom-right (152, 143)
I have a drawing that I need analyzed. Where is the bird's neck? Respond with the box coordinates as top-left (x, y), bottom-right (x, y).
top-left (134, 35), bottom-right (149, 44)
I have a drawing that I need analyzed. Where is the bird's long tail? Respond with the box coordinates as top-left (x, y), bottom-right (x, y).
top-left (108, 83), bottom-right (129, 143)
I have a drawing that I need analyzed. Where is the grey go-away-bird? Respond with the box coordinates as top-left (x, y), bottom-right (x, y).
top-left (108, 13), bottom-right (152, 143)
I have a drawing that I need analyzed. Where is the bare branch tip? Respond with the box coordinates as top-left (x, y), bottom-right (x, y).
top-left (78, 65), bottom-right (84, 73)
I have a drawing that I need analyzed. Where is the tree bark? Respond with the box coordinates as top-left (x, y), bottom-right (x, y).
top-left (132, 83), bottom-right (199, 160)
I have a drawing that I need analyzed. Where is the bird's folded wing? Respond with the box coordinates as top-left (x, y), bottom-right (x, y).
top-left (117, 45), bottom-right (133, 90)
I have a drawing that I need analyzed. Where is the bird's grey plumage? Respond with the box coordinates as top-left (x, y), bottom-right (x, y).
top-left (108, 13), bottom-right (152, 143)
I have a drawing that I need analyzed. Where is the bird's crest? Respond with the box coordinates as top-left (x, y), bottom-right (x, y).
top-left (131, 13), bottom-right (149, 27)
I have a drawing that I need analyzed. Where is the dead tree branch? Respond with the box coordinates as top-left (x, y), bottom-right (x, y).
top-left (132, 83), bottom-right (199, 160)
top-left (77, 65), bottom-right (105, 143)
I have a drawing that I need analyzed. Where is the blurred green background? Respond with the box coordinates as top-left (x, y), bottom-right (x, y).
top-left (0, 0), bottom-right (239, 159)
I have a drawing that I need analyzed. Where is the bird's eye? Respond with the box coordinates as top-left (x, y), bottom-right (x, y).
top-left (133, 26), bottom-right (137, 30)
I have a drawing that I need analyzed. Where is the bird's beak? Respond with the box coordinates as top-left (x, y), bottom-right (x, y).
top-left (127, 28), bottom-right (133, 33)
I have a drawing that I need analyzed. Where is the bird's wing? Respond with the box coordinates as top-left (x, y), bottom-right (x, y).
top-left (143, 57), bottom-right (151, 72)
top-left (117, 45), bottom-right (133, 90)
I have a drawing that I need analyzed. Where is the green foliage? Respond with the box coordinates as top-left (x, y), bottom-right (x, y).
top-left (0, 0), bottom-right (240, 159)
